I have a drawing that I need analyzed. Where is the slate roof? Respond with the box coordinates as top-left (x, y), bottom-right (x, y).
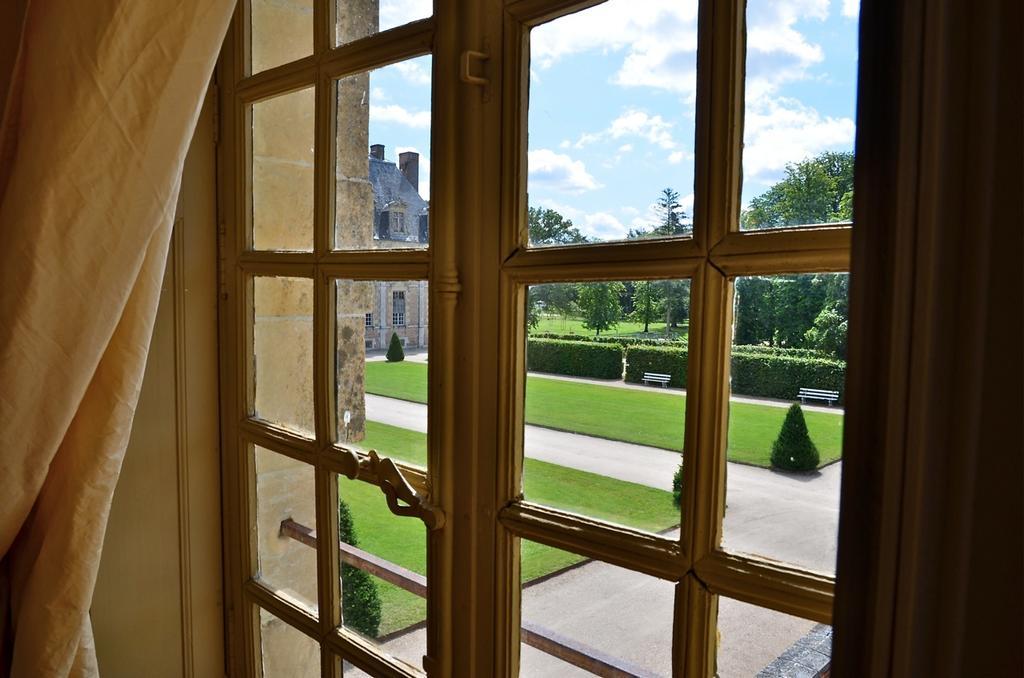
top-left (369, 155), bottom-right (429, 243)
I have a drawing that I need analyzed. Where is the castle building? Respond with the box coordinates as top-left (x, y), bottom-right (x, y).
top-left (365, 144), bottom-right (429, 352)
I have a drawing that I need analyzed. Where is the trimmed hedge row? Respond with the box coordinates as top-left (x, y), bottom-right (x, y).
top-left (730, 353), bottom-right (846, 402)
top-left (621, 346), bottom-right (845, 402)
top-left (733, 344), bottom-right (827, 359)
top-left (526, 336), bottom-right (846, 401)
top-left (532, 332), bottom-right (687, 349)
top-left (526, 338), bottom-right (624, 379)
top-left (623, 346), bottom-right (689, 388)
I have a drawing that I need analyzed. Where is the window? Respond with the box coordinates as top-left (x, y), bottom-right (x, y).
top-left (389, 208), bottom-right (406, 235)
top-left (392, 291), bottom-right (406, 327)
top-left (219, 0), bottom-right (858, 675)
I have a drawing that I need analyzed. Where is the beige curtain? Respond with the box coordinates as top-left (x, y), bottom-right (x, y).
top-left (0, 0), bottom-right (233, 675)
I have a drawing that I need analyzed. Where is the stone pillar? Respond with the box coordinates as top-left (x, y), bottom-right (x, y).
top-left (249, 0), bottom-right (378, 668)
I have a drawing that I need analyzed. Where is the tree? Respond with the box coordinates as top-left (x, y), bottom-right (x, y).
top-left (805, 303), bottom-right (848, 359)
top-left (652, 187), bottom-right (689, 236)
top-left (386, 332), bottom-right (405, 362)
top-left (575, 281), bottom-right (625, 336)
top-left (659, 279), bottom-right (691, 330)
top-left (526, 287), bottom-right (541, 331)
top-left (630, 281), bottom-right (665, 333)
top-left (340, 498), bottom-right (383, 637)
top-left (741, 151), bottom-right (854, 229)
top-left (530, 283), bottom-right (578, 327)
top-left (628, 188), bottom-right (691, 239)
top-left (770, 404), bottom-right (820, 472)
top-left (528, 206), bottom-right (588, 245)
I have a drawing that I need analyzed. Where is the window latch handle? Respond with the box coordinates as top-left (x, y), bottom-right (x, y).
top-left (461, 49), bottom-right (489, 87)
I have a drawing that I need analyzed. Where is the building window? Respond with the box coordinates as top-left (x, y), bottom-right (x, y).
top-left (392, 291), bottom-right (405, 326)
top-left (364, 312), bottom-right (373, 327)
top-left (389, 207), bottom-right (406, 234)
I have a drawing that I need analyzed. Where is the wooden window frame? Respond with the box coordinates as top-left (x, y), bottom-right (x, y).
top-left (217, 0), bottom-right (853, 676)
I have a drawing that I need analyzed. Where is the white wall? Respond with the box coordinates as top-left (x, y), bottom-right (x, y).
top-left (91, 85), bottom-right (224, 678)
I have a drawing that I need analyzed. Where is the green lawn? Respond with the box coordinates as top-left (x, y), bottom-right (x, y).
top-left (364, 361), bottom-right (844, 467)
top-left (533, 315), bottom-right (688, 340)
top-left (345, 420), bottom-right (678, 636)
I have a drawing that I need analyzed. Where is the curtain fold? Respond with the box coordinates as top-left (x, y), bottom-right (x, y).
top-left (0, 0), bottom-right (233, 675)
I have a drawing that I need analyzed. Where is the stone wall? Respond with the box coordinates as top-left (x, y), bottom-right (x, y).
top-left (250, 0), bottom-right (380, 671)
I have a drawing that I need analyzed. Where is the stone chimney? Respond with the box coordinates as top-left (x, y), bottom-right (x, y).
top-left (370, 143), bottom-right (384, 160)
top-left (399, 151), bottom-right (419, 192)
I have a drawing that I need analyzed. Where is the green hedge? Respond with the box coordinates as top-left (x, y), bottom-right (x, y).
top-left (526, 338), bottom-right (624, 379)
top-left (733, 344), bottom-right (827, 359)
top-left (532, 332), bottom-right (687, 349)
top-left (731, 353), bottom-right (845, 402)
top-left (624, 346), bottom-right (689, 388)
top-left (621, 346), bottom-right (844, 402)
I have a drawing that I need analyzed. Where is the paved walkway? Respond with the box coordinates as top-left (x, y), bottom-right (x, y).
top-left (348, 395), bottom-right (840, 676)
top-left (350, 544), bottom-right (816, 677)
top-left (366, 394), bottom-right (840, 572)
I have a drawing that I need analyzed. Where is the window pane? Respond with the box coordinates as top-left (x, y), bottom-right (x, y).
top-left (722, 274), bottom-right (848, 574)
top-left (527, 1), bottom-right (698, 246)
top-left (336, 475), bottom-right (427, 674)
top-left (522, 280), bottom-right (690, 533)
top-left (258, 608), bottom-right (320, 678)
top-left (335, 279), bottom-right (428, 466)
top-left (716, 597), bottom-right (831, 677)
top-left (250, 0), bottom-right (312, 75)
top-left (254, 446), bottom-right (318, 613)
top-left (334, 57), bottom-right (431, 251)
top-left (253, 276), bottom-right (314, 436)
top-left (519, 540), bottom-right (672, 676)
top-left (335, 0), bottom-right (432, 47)
top-left (739, 0), bottom-right (859, 230)
top-left (251, 87), bottom-right (314, 251)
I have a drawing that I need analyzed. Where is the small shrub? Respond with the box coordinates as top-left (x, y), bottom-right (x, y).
top-left (770, 404), bottom-right (820, 472)
top-left (624, 345), bottom-right (688, 388)
top-left (386, 332), bottom-right (405, 362)
top-left (339, 499), bottom-right (382, 637)
top-left (672, 459), bottom-right (684, 510)
top-left (526, 338), bottom-right (623, 379)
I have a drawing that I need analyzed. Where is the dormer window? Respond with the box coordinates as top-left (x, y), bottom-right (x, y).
top-left (387, 200), bottom-right (407, 236)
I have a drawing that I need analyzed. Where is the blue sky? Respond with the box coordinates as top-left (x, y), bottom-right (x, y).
top-left (366, 0), bottom-right (859, 241)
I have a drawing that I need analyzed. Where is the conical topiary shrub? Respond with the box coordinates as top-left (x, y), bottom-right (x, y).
top-left (770, 404), bottom-right (820, 472)
top-left (339, 498), bottom-right (382, 637)
top-left (672, 458), bottom-right (684, 510)
top-left (386, 332), bottom-right (405, 362)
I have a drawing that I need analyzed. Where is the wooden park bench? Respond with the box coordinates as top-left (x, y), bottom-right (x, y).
top-left (642, 372), bottom-right (672, 387)
top-left (798, 387), bottom-right (840, 406)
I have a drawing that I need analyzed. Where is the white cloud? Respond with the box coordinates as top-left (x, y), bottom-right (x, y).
top-left (743, 96), bottom-right (854, 182)
top-left (371, 104), bottom-right (431, 129)
top-left (576, 109), bottom-right (677, 150)
top-left (528, 149), bottom-right (600, 194)
top-left (668, 151), bottom-right (686, 164)
top-left (527, 0), bottom-right (838, 103)
top-left (532, 0), bottom-right (700, 96)
top-left (379, 0), bottom-right (432, 32)
top-left (393, 60), bottom-right (431, 86)
top-left (618, 144), bottom-right (634, 153)
top-left (395, 146), bottom-right (430, 200)
top-left (840, 0), bottom-right (860, 19)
